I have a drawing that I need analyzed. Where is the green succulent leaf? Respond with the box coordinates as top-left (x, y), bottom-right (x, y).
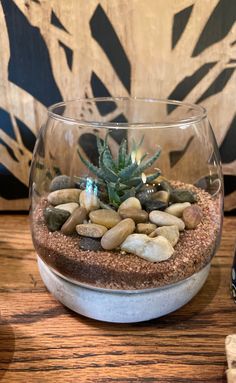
top-left (145, 170), bottom-right (161, 184)
top-left (107, 183), bottom-right (120, 208)
top-left (118, 138), bottom-right (128, 169)
top-left (118, 161), bottom-right (138, 180)
top-left (96, 136), bottom-right (104, 156)
top-left (77, 132), bottom-right (162, 207)
top-left (120, 188), bottom-right (136, 202)
top-left (135, 147), bottom-right (161, 175)
top-left (77, 147), bottom-right (105, 179)
top-left (100, 151), bottom-right (118, 182)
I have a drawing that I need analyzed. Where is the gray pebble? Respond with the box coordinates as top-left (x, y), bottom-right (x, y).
top-left (79, 237), bottom-right (103, 251)
top-left (44, 206), bottom-right (70, 232)
top-left (49, 175), bottom-right (75, 192)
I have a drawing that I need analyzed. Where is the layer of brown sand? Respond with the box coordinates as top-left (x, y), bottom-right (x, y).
top-left (32, 183), bottom-right (221, 290)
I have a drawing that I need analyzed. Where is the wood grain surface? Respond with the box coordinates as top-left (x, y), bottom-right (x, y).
top-left (0, 214), bottom-right (235, 383)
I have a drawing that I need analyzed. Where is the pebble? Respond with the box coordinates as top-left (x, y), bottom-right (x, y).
top-left (165, 202), bottom-right (191, 217)
top-left (44, 206), bottom-right (70, 232)
top-left (151, 190), bottom-right (170, 204)
top-left (149, 210), bottom-right (185, 231)
top-left (101, 218), bottom-right (135, 250)
top-left (119, 208), bottom-right (148, 223)
top-left (61, 207), bottom-right (87, 235)
top-left (170, 189), bottom-right (196, 203)
top-left (136, 223), bottom-right (157, 235)
top-left (121, 234), bottom-right (174, 262)
top-left (118, 197), bottom-right (141, 212)
top-left (79, 237), bottom-right (103, 251)
top-left (49, 175), bottom-right (75, 192)
top-left (89, 209), bottom-right (121, 228)
top-left (154, 178), bottom-right (173, 193)
top-left (149, 225), bottom-right (179, 247)
top-left (79, 190), bottom-right (100, 212)
top-left (182, 204), bottom-right (203, 229)
top-left (47, 189), bottom-right (81, 205)
top-left (55, 202), bottom-right (79, 214)
top-left (143, 200), bottom-right (168, 212)
top-left (136, 186), bottom-right (157, 204)
top-left (76, 223), bottom-right (107, 238)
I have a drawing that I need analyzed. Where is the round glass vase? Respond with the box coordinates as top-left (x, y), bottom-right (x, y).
top-left (29, 98), bottom-right (223, 323)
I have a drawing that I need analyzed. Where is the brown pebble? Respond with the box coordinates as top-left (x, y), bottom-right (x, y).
top-left (119, 208), bottom-right (148, 223)
top-left (101, 218), bottom-right (135, 250)
top-left (182, 204), bottom-right (203, 229)
top-left (151, 190), bottom-right (170, 203)
top-left (136, 223), bottom-right (157, 235)
top-left (61, 207), bottom-right (87, 235)
top-left (89, 209), bottom-right (121, 228)
top-left (76, 223), bottom-right (107, 238)
top-left (47, 189), bottom-right (81, 205)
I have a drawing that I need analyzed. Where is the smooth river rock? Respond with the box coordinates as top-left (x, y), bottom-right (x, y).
top-left (143, 200), bottom-right (168, 212)
top-left (149, 210), bottom-right (185, 231)
top-left (182, 204), bottom-right (203, 229)
top-left (136, 223), bottom-right (157, 235)
top-left (121, 234), bottom-right (174, 262)
top-left (118, 197), bottom-right (141, 212)
top-left (49, 175), bottom-right (75, 192)
top-left (79, 190), bottom-right (100, 212)
top-left (165, 202), bottom-right (191, 217)
top-left (101, 218), bottom-right (135, 250)
top-left (89, 209), bottom-right (121, 228)
top-left (119, 208), bottom-right (148, 223)
top-left (170, 189), bottom-right (197, 203)
top-left (76, 223), bottom-right (107, 238)
top-left (149, 225), bottom-right (179, 247)
top-left (44, 207), bottom-right (70, 232)
top-left (151, 190), bottom-right (170, 204)
top-left (47, 188), bottom-right (81, 205)
top-left (55, 202), bottom-right (79, 214)
top-left (61, 207), bottom-right (87, 235)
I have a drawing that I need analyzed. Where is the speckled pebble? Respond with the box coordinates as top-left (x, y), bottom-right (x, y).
top-left (76, 223), bottom-right (107, 238)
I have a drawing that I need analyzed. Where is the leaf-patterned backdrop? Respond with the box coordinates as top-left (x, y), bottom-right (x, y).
top-left (0, 0), bottom-right (235, 211)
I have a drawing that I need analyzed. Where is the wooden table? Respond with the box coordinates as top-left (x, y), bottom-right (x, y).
top-left (0, 215), bottom-right (235, 383)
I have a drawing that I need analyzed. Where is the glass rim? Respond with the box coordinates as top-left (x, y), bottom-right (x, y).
top-left (47, 97), bottom-right (207, 129)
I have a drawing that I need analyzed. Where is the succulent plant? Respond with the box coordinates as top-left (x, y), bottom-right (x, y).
top-left (77, 133), bottom-right (161, 208)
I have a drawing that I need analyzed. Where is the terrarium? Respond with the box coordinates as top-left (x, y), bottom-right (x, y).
top-left (29, 98), bottom-right (223, 323)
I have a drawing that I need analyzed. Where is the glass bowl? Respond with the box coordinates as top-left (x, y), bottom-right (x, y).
top-left (29, 98), bottom-right (223, 322)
